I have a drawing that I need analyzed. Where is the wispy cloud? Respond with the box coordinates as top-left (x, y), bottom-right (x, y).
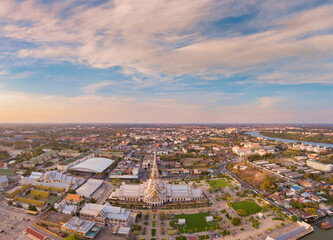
top-left (0, 1), bottom-right (332, 123)
top-left (82, 81), bottom-right (115, 95)
top-left (0, 0), bottom-right (332, 84)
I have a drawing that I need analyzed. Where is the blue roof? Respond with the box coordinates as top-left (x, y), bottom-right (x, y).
top-left (301, 192), bottom-right (311, 198)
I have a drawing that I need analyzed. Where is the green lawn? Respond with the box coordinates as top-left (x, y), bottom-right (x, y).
top-left (175, 212), bottom-right (218, 232)
top-left (206, 179), bottom-right (229, 188)
top-left (0, 169), bottom-right (15, 175)
top-left (232, 199), bottom-right (262, 215)
top-left (152, 220), bottom-right (156, 227)
top-left (47, 196), bottom-right (60, 204)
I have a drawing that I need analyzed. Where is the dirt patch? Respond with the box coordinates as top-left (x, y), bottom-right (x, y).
top-left (228, 162), bottom-right (279, 188)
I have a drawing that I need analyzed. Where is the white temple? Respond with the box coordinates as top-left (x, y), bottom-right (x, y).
top-left (110, 152), bottom-right (202, 206)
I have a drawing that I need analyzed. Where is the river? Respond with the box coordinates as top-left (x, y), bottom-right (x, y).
top-left (245, 131), bottom-right (333, 149)
top-left (300, 216), bottom-right (333, 240)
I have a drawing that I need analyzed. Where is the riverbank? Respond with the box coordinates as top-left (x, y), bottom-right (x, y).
top-left (259, 131), bottom-right (333, 144)
top-left (246, 131), bottom-right (333, 149)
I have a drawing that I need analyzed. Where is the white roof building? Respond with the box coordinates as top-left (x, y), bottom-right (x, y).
top-left (21, 171), bottom-right (84, 190)
top-left (80, 202), bottom-right (131, 225)
top-left (110, 151), bottom-right (202, 206)
top-left (178, 219), bottom-right (186, 225)
top-left (76, 179), bottom-right (103, 198)
top-left (205, 216), bottom-right (213, 222)
top-left (70, 157), bottom-right (114, 173)
top-left (55, 202), bottom-right (78, 215)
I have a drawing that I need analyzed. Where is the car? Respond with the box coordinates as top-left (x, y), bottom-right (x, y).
top-left (0, 230), bottom-right (4, 233)
top-left (27, 219), bottom-right (30, 221)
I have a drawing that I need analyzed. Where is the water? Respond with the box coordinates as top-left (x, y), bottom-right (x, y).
top-left (245, 131), bottom-right (333, 149)
top-left (300, 216), bottom-right (333, 240)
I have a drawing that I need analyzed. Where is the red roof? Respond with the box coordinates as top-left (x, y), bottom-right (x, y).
top-left (25, 227), bottom-right (47, 240)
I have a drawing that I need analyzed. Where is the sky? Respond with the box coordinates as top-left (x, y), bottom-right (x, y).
top-left (0, 0), bottom-right (332, 123)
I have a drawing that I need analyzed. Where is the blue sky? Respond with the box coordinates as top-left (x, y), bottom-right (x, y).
top-left (0, 0), bottom-right (332, 123)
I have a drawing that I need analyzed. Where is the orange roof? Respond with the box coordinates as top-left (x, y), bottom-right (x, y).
top-left (65, 193), bottom-right (82, 202)
top-left (25, 227), bottom-right (47, 240)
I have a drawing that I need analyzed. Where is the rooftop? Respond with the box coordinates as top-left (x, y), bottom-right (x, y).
top-left (70, 157), bottom-right (114, 173)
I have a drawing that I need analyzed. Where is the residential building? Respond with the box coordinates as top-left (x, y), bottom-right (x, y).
top-left (306, 160), bottom-right (333, 172)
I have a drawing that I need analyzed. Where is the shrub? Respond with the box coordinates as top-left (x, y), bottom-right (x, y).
top-left (151, 228), bottom-right (156, 236)
top-left (14, 197), bottom-right (45, 207)
top-left (231, 217), bottom-right (241, 226)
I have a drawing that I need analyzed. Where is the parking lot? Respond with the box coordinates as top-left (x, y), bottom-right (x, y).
top-left (0, 213), bottom-right (33, 240)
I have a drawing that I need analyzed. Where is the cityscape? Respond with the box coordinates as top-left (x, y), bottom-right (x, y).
top-left (0, 124), bottom-right (332, 240)
top-left (0, 1), bottom-right (333, 240)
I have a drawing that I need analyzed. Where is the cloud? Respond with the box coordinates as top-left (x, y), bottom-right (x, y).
top-left (0, 0), bottom-right (332, 124)
top-left (0, 0), bottom-right (331, 85)
top-left (0, 70), bottom-right (8, 76)
top-left (257, 97), bottom-right (282, 108)
top-left (82, 81), bottom-right (115, 95)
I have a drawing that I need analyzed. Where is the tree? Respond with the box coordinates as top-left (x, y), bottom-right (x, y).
top-left (236, 209), bottom-right (248, 217)
top-left (67, 189), bottom-right (76, 194)
top-left (290, 215), bottom-right (298, 222)
top-left (65, 235), bottom-right (80, 240)
top-left (260, 179), bottom-right (277, 191)
top-left (88, 198), bottom-right (97, 203)
top-left (308, 208), bottom-right (317, 216)
top-left (231, 217), bottom-right (241, 226)
top-left (28, 205), bottom-right (37, 211)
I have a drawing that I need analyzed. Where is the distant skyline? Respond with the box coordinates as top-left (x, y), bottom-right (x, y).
top-left (0, 0), bottom-right (332, 123)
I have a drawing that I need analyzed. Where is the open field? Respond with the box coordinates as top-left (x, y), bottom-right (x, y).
top-left (206, 179), bottom-right (229, 188)
top-left (232, 199), bottom-right (262, 215)
top-left (175, 212), bottom-right (218, 232)
top-left (228, 162), bottom-right (279, 188)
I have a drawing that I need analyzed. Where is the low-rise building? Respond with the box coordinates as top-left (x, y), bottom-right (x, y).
top-left (21, 171), bottom-right (84, 190)
top-left (306, 160), bottom-right (333, 172)
top-left (61, 217), bottom-right (101, 239)
top-left (80, 203), bottom-right (131, 226)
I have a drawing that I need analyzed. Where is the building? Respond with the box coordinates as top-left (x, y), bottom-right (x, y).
top-left (21, 171), bottom-right (84, 190)
top-left (266, 221), bottom-right (313, 240)
top-left (80, 202), bottom-right (131, 226)
top-left (61, 217), bottom-right (100, 239)
top-left (292, 143), bottom-right (327, 153)
top-left (70, 157), bottom-right (114, 173)
top-left (57, 152), bottom-right (95, 171)
top-left (23, 227), bottom-right (47, 240)
top-left (306, 160), bottom-right (333, 172)
top-left (76, 179), bottom-right (103, 198)
top-left (110, 152), bottom-right (202, 206)
top-left (65, 194), bottom-right (83, 204)
top-left (55, 202), bottom-right (78, 215)
top-left (0, 175), bottom-right (9, 188)
top-left (142, 155), bottom-right (154, 169)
